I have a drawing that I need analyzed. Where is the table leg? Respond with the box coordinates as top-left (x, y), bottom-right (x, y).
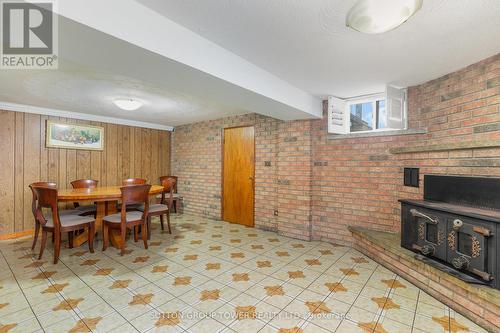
top-left (73, 201), bottom-right (105, 248)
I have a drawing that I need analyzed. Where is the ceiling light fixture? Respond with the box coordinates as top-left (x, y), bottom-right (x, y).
top-left (346, 0), bottom-right (423, 34)
top-left (113, 98), bottom-right (143, 111)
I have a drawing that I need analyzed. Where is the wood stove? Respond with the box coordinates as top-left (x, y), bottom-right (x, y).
top-left (400, 175), bottom-right (500, 290)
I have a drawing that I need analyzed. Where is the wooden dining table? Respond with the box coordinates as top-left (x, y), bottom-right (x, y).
top-left (57, 185), bottom-right (164, 248)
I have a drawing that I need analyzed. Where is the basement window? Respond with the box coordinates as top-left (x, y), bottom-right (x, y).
top-left (328, 86), bottom-right (407, 135)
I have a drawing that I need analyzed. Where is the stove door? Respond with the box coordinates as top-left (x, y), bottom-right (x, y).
top-left (408, 207), bottom-right (447, 261)
top-left (446, 217), bottom-right (494, 282)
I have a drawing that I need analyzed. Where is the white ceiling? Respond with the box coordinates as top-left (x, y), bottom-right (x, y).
top-left (0, 11), bottom-right (321, 128)
top-left (139, 0), bottom-right (500, 98)
top-left (1, 0), bottom-right (499, 129)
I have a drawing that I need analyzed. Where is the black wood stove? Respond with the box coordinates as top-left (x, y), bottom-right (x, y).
top-left (400, 175), bottom-right (500, 290)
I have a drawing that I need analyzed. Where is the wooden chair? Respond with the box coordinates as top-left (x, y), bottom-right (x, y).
top-left (138, 177), bottom-right (176, 239)
top-left (120, 178), bottom-right (147, 211)
top-left (29, 182), bottom-right (80, 251)
top-left (123, 178), bottom-right (147, 186)
top-left (102, 184), bottom-right (151, 256)
top-left (159, 176), bottom-right (181, 213)
top-left (31, 184), bottom-right (95, 264)
top-left (70, 179), bottom-right (98, 216)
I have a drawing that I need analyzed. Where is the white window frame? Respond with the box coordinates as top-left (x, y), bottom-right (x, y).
top-left (346, 93), bottom-right (386, 134)
top-left (327, 86), bottom-right (408, 135)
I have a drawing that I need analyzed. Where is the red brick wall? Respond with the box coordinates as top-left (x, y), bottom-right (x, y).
top-left (276, 120), bottom-right (313, 240)
top-left (312, 53), bottom-right (500, 245)
top-left (172, 54), bottom-right (500, 245)
top-left (171, 113), bottom-right (280, 231)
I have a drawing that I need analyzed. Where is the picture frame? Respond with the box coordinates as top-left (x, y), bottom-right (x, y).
top-left (46, 121), bottom-right (104, 151)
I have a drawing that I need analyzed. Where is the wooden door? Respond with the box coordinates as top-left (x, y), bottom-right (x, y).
top-left (222, 126), bottom-right (255, 226)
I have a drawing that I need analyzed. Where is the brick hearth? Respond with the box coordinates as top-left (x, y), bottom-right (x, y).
top-left (349, 226), bottom-right (500, 332)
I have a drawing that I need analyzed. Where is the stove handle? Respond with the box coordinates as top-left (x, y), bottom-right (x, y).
top-left (452, 256), bottom-right (469, 270)
top-left (452, 219), bottom-right (463, 231)
top-left (410, 209), bottom-right (438, 224)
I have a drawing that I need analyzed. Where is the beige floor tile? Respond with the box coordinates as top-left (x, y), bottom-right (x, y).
top-left (227, 317), bottom-right (267, 333)
top-left (266, 310), bottom-right (305, 330)
top-left (188, 317), bottom-right (227, 333)
top-left (0, 290), bottom-right (30, 316)
top-left (346, 306), bottom-right (379, 324)
top-left (330, 320), bottom-right (366, 333)
top-left (413, 313), bottom-right (447, 333)
top-left (416, 300), bottom-right (449, 317)
top-left (0, 317), bottom-right (42, 333)
top-left (376, 316), bottom-right (412, 333)
top-left (449, 309), bottom-right (489, 333)
top-left (0, 215), bottom-right (492, 333)
top-left (90, 311), bottom-right (128, 333)
top-left (129, 309), bottom-right (183, 333)
top-left (107, 322), bottom-right (140, 333)
top-left (381, 306), bottom-right (416, 327)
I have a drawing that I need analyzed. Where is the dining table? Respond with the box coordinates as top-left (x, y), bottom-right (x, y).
top-left (57, 185), bottom-right (165, 248)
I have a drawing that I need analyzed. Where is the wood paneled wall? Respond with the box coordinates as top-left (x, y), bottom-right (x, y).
top-left (0, 110), bottom-right (171, 235)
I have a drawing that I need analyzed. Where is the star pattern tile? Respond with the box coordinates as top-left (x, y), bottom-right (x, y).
top-left (0, 214), bottom-right (487, 333)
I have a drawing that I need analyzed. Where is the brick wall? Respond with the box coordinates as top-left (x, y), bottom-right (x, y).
top-left (312, 53), bottom-right (500, 245)
top-left (171, 113), bottom-right (281, 231)
top-left (276, 120), bottom-right (313, 240)
top-left (172, 53), bottom-right (500, 245)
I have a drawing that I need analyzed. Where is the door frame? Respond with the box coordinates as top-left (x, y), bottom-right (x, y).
top-left (221, 125), bottom-right (256, 226)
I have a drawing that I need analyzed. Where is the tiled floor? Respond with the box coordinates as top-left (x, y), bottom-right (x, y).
top-left (0, 214), bottom-right (487, 333)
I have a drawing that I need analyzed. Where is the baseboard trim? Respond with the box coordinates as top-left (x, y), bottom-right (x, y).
top-left (0, 229), bottom-right (34, 241)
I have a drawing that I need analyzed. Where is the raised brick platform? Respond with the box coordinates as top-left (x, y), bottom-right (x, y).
top-left (349, 226), bottom-right (500, 333)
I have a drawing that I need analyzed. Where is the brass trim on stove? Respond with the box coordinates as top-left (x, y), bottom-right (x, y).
top-left (472, 226), bottom-right (492, 237)
top-left (437, 230), bottom-right (445, 246)
top-left (448, 231), bottom-right (456, 251)
top-left (418, 223), bottom-right (425, 240)
top-left (471, 236), bottom-right (481, 258)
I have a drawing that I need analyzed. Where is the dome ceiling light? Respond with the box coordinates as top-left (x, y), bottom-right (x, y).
top-left (346, 0), bottom-right (423, 34)
top-left (113, 98), bottom-right (143, 111)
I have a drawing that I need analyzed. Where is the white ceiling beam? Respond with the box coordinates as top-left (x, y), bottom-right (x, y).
top-left (0, 101), bottom-right (174, 131)
top-left (54, 0), bottom-right (322, 120)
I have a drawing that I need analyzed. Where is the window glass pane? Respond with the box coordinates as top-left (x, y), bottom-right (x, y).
top-left (350, 102), bottom-right (373, 132)
top-left (377, 100), bottom-right (387, 129)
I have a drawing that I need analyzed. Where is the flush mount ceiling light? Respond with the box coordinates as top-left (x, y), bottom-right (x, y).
top-left (113, 98), bottom-right (143, 111)
top-left (346, 0), bottom-right (423, 34)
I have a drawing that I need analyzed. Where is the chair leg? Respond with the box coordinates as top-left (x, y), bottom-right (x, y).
top-left (159, 215), bottom-right (164, 231)
top-left (88, 223), bottom-right (95, 253)
top-left (39, 230), bottom-right (48, 260)
top-left (134, 226), bottom-right (139, 242)
top-left (53, 231), bottom-right (61, 264)
top-left (147, 216), bottom-right (152, 240)
top-left (102, 223), bottom-right (109, 251)
top-left (32, 222), bottom-right (40, 250)
top-left (166, 211), bottom-right (171, 234)
top-left (68, 231), bottom-right (74, 249)
top-left (142, 221), bottom-right (148, 250)
top-left (51, 232), bottom-right (55, 244)
top-left (120, 224), bottom-right (126, 256)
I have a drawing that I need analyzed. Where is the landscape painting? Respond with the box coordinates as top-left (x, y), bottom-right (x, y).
top-left (46, 121), bottom-right (104, 150)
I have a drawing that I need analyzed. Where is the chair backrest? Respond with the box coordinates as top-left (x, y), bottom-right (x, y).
top-left (159, 176), bottom-right (178, 193)
top-left (29, 182), bottom-right (57, 217)
top-left (71, 179), bottom-right (98, 189)
top-left (159, 177), bottom-right (176, 208)
top-left (120, 184), bottom-right (151, 220)
top-left (31, 185), bottom-right (60, 228)
top-left (122, 178), bottom-right (147, 186)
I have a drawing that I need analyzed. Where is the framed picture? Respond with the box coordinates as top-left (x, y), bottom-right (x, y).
top-left (46, 121), bottom-right (104, 151)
